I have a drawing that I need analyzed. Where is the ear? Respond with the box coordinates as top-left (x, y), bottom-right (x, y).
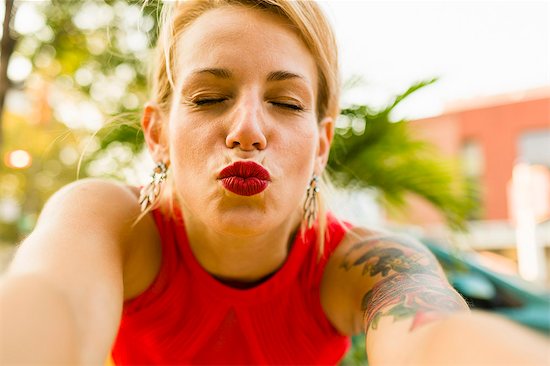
top-left (142, 103), bottom-right (169, 163)
top-left (316, 116), bottom-right (334, 172)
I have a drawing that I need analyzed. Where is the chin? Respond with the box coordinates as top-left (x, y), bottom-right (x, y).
top-left (177, 185), bottom-right (302, 237)
top-left (214, 205), bottom-right (304, 239)
top-left (212, 209), bottom-right (280, 237)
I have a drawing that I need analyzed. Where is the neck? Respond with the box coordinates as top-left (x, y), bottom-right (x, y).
top-left (181, 209), bottom-right (303, 284)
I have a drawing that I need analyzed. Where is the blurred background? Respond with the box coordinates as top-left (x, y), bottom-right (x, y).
top-left (0, 0), bottom-right (548, 361)
top-left (322, 0), bottom-right (550, 287)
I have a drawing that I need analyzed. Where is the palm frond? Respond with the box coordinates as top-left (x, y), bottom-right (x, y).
top-left (329, 79), bottom-right (478, 231)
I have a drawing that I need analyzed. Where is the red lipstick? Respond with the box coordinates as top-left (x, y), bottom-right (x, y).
top-left (218, 161), bottom-right (271, 196)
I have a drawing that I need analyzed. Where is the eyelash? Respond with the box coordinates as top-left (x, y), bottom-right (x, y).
top-left (192, 98), bottom-right (303, 112)
top-left (194, 98), bottom-right (227, 106)
top-left (270, 102), bottom-right (304, 111)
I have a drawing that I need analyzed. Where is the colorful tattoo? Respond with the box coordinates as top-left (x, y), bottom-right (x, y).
top-left (362, 272), bottom-right (467, 331)
top-left (341, 235), bottom-right (469, 333)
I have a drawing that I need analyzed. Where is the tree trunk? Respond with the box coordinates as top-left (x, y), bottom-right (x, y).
top-left (0, 0), bottom-right (17, 149)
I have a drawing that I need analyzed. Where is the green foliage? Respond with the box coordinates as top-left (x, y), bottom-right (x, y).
top-left (0, 114), bottom-right (81, 243)
top-left (1, 0), bottom-right (160, 242)
top-left (329, 79), bottom-right (479, 231)
top-left (340, 335), bottom-right (368, 366)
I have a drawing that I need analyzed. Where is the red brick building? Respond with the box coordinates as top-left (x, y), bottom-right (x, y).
top-left (407, 87), bottom-right (550, 226)
top-left (404, 87), bottom-right (550, 282)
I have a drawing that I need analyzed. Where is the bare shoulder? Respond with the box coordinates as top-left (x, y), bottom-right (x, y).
top-left (320, 225), bottom-right (381, 335)
top-left (9, 178), bottom-right (143, 276)
top-left (9, 178), bottom-right (160, 290)
top-left (38, 178), bottom-right (140, 232)
top-left (320, 227), bottom-right (467, 337)
top-left (29, 178), bottom-right (161, 301)
top-left (35, 178), bottom-right (158, 255)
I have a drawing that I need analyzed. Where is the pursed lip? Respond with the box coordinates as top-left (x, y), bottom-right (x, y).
top-left (218, 161), bottom-right (271, 196)
top-left (218, 161), bottom-right (271, 180)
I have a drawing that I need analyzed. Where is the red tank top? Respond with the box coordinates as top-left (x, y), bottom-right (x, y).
top-left (111, 208), bottom-right (351, 365)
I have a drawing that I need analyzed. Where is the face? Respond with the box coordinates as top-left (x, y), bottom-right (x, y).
top-left (144, 6), bottom-right (333, 237)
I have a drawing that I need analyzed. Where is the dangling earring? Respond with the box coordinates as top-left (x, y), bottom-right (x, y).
top-left (139, 161), bottom-right (168, 212)
top-left (303, 174), bottom-right (319, 228)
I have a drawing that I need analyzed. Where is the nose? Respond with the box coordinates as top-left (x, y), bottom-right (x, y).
top-left (225, 98), bottom-right (267, 151)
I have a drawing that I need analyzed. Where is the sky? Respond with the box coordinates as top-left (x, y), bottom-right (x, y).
top-left (320, 0), bottom-right (549, 119)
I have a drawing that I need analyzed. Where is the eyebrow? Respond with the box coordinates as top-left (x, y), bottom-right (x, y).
top-left (266, 70), bottom-right (305, 82)
top-left (190, 68), bottom-right (306, 82)
top-left (193, 68), bottom-right (232, 79)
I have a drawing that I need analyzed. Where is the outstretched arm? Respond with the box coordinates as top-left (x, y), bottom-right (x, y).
top-left (0, 179), bottom-right (143, 365)
top-left (322, 231), bottom-right (549, 366)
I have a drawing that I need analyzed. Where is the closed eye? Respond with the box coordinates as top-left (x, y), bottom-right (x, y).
top-left (195, 98), bottom-right (227, 106)
top-left (270, 101), bottom-right (304, 111)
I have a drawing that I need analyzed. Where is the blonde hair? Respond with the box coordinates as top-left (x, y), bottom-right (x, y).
top-left (146, 0), bottom-right (340, 257)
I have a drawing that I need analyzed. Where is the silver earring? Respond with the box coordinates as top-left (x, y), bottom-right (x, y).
top-left (303, 175), bottom-right (319, 228)
top-left (139, 161), bottom-right (168, 212)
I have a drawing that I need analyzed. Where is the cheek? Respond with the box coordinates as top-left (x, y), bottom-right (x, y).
top-left (166, 117), bottom-right (224, 212)
top-left (167, 116), bottom-right (221, 172)
top-left (277, 124), bottom-right (318, 168)
top-left (266, 123), bottom-right (318, 200)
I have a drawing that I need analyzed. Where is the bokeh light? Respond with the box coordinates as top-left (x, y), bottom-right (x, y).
top-left (4, 150), bottom-right (32, 169)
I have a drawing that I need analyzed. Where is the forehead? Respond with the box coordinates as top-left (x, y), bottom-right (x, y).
top-left (174, 6), bottom-right (317, 87)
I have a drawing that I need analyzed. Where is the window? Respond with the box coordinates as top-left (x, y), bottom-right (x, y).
top-left (461, 140), bottom-right (484, 178)
top-left (518, 129), bottom-right (550, 167)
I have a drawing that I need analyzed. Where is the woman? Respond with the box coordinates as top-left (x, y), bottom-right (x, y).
top-left (1, 1), bottom-right (547, 365)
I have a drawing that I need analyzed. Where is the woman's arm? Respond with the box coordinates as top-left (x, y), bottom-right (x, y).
top-left (0, 179), bottom-right (141, 365)
top-left (0, 273), bottom-right (80, 364)
top-left (399, 310), bottom-right (549, 366)
top-left (321, 232), bottom-right (549, 365)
